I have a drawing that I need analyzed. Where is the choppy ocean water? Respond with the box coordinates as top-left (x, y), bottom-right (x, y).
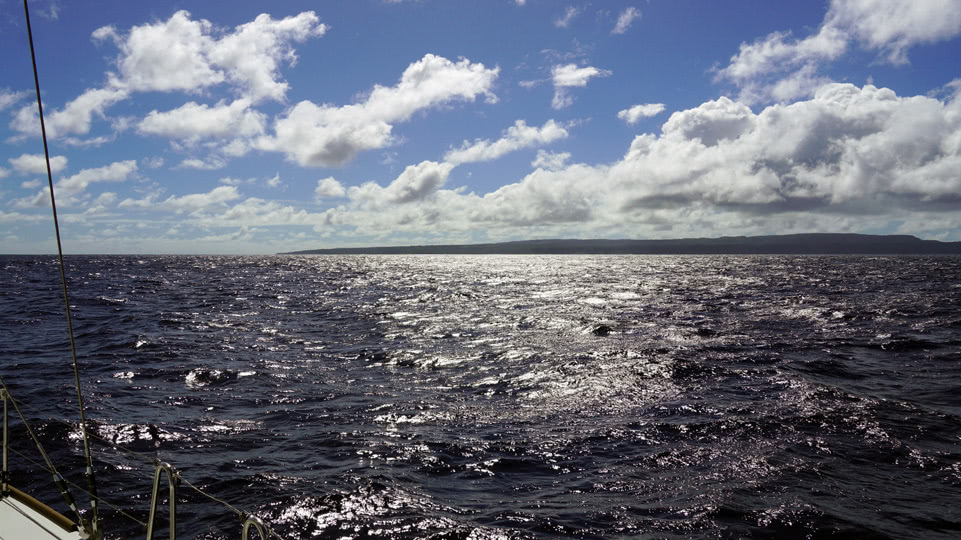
top-left (1, 254), bottom-right (960, 539)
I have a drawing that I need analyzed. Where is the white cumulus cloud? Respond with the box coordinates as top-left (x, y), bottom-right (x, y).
top-left (718, 27), bottom-right (847, 85)
top-left (0, 88), bottom-right (29, 111)
top-left (14, 160), bottom-right (137, 209)
top-left (208, 12), bottom-right (329, 103)
top-left (95, 10), bottom-right (326, 100)
top-left (138, 98), bottom-right (266, 139)
top-left (717, 0), bottom-right (961, 104)
top-left (531, 150), bottom-right (571, 171)
top-left (444, 120), bottom-right (568, 164)
top-left (9, 88), bottom-right (129, 139)
top-left (47, 88), bottom-right (130, 138)
top-left (617, 103), bottom-right (666, 124)
top-left (176, 157), bottom-right (227, 170)
top-left (349, 160), bottom-right (455, 207)
top-left (57, 160), bottom-right (138, 197)
top-left (161, 186), bottom-right (242, 214)
top-left (94, 11), bottom-right (221, 93)
top-left (611, 83), bottom-right (961, 210)
top-left (258, 54), bottom-right (499, 167)
top-left (551, 64), bottom-right (612, 109)
top-left (312, 83), bottom-right (961, 242)
top-left (9, 10), bottom-right (327, 143)
top-left (827, 0), bottom-right (961, 64)
top-left (9, 154), bottom-right (68, 175)
top-left (660, 97), bottom-right (754, 146)
top-left (315, 177), bottom-right (346, 199)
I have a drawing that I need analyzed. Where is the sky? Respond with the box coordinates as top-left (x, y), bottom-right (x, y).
top-left (1, 0), bottom-right (961, 254)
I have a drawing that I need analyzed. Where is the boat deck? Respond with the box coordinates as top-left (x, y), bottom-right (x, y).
top-left (0, 487), bottom-right (84, 540)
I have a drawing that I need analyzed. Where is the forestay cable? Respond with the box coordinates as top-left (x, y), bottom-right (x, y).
top-left (22, 1), bottom-right (102, 537)
top-left (0, 376), bottom-right (88, 530)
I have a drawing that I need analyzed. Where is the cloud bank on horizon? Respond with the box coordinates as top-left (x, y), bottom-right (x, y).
top-left (2, 0), bottom-right (961, 253)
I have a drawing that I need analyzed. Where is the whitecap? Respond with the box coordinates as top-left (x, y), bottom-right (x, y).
top-left (185, 368), bottom-right (230, 388)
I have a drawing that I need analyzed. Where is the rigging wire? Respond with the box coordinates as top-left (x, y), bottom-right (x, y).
top-left (7, 430), bottom-right (289, 538)
top-left (16, 6), bottom-right (283, 537)
top-left (5, 446), bottom-right (149, 529)
top-left (22, 1), bottom-right (101, 537)
top-left (3, 384), bottom-right (284, 538)
top-left (0, 377), bottom-right (88, 530)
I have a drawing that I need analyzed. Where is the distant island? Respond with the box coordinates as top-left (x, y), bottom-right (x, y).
top-left (282, 233), bottom-right (961, 255)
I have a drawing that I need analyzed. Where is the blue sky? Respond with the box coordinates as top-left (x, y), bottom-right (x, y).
top-left (2, 0), bottom-right (961, 254)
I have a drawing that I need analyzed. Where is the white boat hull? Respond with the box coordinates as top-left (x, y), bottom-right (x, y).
top-left (0, 486), bottom-right (85, 540)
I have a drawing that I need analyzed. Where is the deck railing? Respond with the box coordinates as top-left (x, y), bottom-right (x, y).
top-left (1, 382), bottom-right (282, 539)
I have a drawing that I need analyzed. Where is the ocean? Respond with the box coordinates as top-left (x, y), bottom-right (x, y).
top-left (1, 254), bottom-right (960, 539)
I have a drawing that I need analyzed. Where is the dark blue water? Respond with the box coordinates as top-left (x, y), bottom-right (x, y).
top-left (1, 255), bottom-right (960, 539)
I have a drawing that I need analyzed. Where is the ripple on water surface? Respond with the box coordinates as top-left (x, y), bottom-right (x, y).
top-left (0, 254), bottom-right (959, 539)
